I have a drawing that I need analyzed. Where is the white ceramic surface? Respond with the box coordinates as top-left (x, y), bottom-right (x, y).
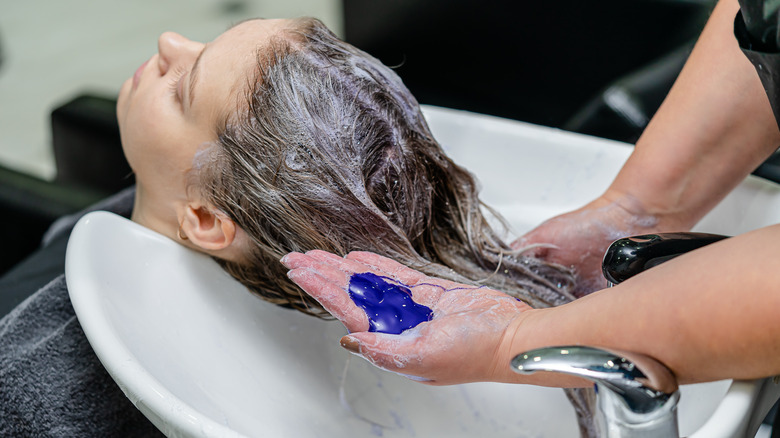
top-left (66, 106), bottom-right (780, 437)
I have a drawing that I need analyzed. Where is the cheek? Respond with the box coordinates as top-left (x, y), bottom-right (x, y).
top-left (118, 82), bottom-right (218, 191)
top-left (121, 89), bottom-right (174, 143)
top-left (120, 101), bottom-right (176, 176)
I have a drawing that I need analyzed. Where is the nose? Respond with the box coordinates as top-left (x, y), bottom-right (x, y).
top-left (157, 32), bottom-right (203, 76)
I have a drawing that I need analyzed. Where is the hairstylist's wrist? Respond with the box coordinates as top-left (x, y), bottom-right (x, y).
top-left (598, 187), bottom-right (694, 233)
top-left (492, 308), bottom-right (591, 388)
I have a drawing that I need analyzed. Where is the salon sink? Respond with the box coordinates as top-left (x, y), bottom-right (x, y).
top-left (66, 106), bottom-right (780, 437)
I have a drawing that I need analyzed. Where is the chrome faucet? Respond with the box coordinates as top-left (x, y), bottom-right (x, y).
top-left (511, 346), bottom-right (679, 437)
top-left (508, 233), bottom-right (732, 436)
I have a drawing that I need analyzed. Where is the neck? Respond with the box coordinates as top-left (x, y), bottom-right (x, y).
top-left (131, 185), bottom-right (181, 242)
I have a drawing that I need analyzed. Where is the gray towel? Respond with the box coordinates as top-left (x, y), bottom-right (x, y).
top-left (0, 187), bottom-right (164, 437)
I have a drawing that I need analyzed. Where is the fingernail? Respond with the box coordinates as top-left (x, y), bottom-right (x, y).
top-left (340, 335), bottom-right (360, 353)
top-left (286, 269), bottom-right (303, 282)
top-left (280, 253), bottom-right (296, 267)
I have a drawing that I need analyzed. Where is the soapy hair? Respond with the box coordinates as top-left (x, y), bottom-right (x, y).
top-left (192, 17), bottom-right (577, 317)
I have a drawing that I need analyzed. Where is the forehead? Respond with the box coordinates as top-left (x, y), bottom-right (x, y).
top-left (194, 19), bottom-right (290, 121)
top-left (216, 19), bottom-right (290, 52)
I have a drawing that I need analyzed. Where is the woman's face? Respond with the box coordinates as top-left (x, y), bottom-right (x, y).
top-left (117, 18), bottom-right (289, 230)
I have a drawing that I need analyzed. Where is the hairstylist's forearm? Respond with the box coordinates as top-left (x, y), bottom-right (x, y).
top-left (499, 223), bottom-right (780, 385)
top-left (606, 0), bottom-right (780, 230)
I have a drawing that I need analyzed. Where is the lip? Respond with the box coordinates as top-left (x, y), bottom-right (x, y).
top-left (132, 59), bottom-right (149, 90)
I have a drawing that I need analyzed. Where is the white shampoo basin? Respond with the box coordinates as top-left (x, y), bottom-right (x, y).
top-left (66, 106), bottom-right (780, 437)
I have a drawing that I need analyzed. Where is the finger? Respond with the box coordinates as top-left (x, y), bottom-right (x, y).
top-left (303, 250), bottom-right (441, 303)
top-left (286, 267), bottom-right (369, 332)
top-left (305, 249), bottom-right (377, 276)
top-left (306, 249), bottom-right (436, 291)
top-left (509, 237), bottom-right (526, 251)
top-left (345, 251), bottom-right (430, 284)
top-left (340, 332), bottom-right (434, 381)
top-left (304, 250), bottom-right (473, 311)
top-left (348, 251), bottom-right (506, 308)
top-left (303, 250), bottom-right (429, 297)
top-left (347, 251), bottom-right (467, 291)
top-left (282, 251), bottom-right (351, 287)
top-left (510, 236), bottom-right (557, 257)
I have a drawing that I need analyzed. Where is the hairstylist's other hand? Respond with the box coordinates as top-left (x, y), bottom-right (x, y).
top-left (281, 250), bottom-right (543, 386)
top-left (512, 195), bottom-right (665, 296)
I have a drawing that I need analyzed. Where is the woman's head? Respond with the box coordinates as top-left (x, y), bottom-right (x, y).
top-left (117, 19), bottom-right (291, 262)
top-left (118, 18), bottom-right (577, 316)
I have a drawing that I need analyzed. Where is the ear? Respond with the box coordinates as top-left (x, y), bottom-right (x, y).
top-left (180, 204), bottom-right (237, 251)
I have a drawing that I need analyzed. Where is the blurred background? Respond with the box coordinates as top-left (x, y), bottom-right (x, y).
top-left (0, 0), bottom-right (716, 273)
top-left (0, 0), bottom-right (344, 180)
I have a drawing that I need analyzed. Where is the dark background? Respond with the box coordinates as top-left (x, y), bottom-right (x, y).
top-left (343, 0), bottom-right (712, 128)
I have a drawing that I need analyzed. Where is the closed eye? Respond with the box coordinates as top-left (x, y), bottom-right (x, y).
top-left (167, 65), bottom-right (187, 107)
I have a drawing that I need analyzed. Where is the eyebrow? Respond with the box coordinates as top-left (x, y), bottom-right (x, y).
top-left (187, 44), bottom-right (207, 108)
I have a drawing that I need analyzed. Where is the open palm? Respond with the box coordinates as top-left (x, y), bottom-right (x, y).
top-left (281, 250), bottom-right (533, 385)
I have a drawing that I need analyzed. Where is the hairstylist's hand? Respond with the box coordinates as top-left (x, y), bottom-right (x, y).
top-left (513, 195), bottom-right (666, 296)
top-left (281, 250), bottom-right (542, 386)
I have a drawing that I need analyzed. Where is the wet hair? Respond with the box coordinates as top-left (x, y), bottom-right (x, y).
top-left (191, 17), bottom-right (577, 317)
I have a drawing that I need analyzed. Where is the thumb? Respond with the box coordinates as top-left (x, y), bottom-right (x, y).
top-left (510, 235), bottom-right (557, 257)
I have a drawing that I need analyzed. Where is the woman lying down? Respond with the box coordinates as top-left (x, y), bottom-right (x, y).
top-left (0, 17), bottom-right (603, 437)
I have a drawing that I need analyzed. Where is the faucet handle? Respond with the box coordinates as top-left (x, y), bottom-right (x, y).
top-left (512, 346), bottom-right (680, 436)
top-left (602, 232), bottom-right (728, 285)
